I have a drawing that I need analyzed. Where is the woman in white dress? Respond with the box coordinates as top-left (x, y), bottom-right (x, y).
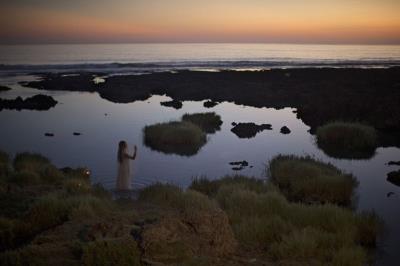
top-left (116, 140), bottom-right (137, 190)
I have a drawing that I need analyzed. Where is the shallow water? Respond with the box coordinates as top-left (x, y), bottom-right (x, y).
top-left (0, 76), bottom-right (399, 265)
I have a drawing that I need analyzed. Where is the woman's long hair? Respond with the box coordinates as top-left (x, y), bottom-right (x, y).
top-left (117, 141), bottom-right (127, 163)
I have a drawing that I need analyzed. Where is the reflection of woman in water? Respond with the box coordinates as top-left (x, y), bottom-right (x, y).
top-left (116, 141), bottom-right (137, 190)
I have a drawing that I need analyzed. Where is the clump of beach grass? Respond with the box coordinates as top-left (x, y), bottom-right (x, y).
top-left (190, 175), bottom-right (269, 197)
top-left (316, 122), bottom-right (377, 159)
top-left (0, 151), bottom-right (11, 179)
top-left (268, 155), bottom-right (358, 206)
top-left (143, 121), bottom-right (207, 156)
top-left (182, 112), bottom-right (223, 133)
top-left (13, 152), bottom-right (51, 172)
top-left (138, 183), bottom-right (217, 213)
top-left (192, 176), bottom-right (382, 265)
top-left (81, 237), bottom-right (141, 266)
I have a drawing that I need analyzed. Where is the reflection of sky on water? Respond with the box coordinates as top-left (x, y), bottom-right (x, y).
top-left (0, 77), bottom-right (400, 265)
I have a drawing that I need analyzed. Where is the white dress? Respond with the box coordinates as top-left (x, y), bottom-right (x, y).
top-left (116, 152), bottom-right (132, 190)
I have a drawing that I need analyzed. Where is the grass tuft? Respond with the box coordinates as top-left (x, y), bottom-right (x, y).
top-left (268, 155), bottom-right (358, 206)
top-left (13, 152), bottom-right (51, 173)
top-left (190, 175), bottom-right (269, 197)
top-left (143, 121), bottom-right (207, 156)
top-left (182, 112), bottom-right (223, 133)
top-left (81, 237), bottom-right (141, 266)
top-left (139, 183), bottom-right (217, 213)
top-left (316, 122), bottom-right (377, 159)
top-left (190, 175), bottom-right (381, 265)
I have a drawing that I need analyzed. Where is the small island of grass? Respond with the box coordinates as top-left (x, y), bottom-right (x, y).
top-left (268, 155), bottom-right (358, 206)
top-left (316, 122), bottom-right (377, 159)
top-left (143, 121), bottom-right (207, 156)
top-left (143, 112), bottom-right (222, 156)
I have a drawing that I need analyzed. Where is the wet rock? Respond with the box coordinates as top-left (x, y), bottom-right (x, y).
top-left (139, 209), bottom-right (236, 264)
top-left (0, 94), bottom-right (57, 111)
top-left (280, 126), bottom-right (291, 134)
top-left (387, 170), bottom-right (400, 187)
top-left (387, 161), bottom-right (400, 166)
top-left (229, 161), bottom-right (249, 167)
top-left (0, 85), bottom-right (11, 91)
top-left (73, 132), bottom-right (82, 136)
top-left (160, 99), bottom-right (183, 109)
top-left (44, 133), bottom-right (54, 137)
top-left (387, 192), bottom-right (395, 197)
top-left (203, 100), bottom-right (218, 108)
top-left (230, 161), bottom-right (249, 171)
top-left (231, 123), bottom-right (272, 138)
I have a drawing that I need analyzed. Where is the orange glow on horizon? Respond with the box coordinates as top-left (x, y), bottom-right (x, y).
top-left (1, 0), bottom-right (399, 44)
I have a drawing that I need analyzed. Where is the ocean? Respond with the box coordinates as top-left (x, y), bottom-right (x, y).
top-left (1, 43), bottom-right (400, 74)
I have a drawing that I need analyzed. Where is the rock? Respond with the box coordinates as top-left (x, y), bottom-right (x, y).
top-left (0, 85), bottom-right (11, 91)
top-left (0, 94), bottom-right (57, 111)
top-left (160, 99), bottom-right (183, 109)
top-left (44, 133), bottom-right (54, 137)
top-left (387, 192), bottom-right (395, 197)
top-left (229, 161), bottom-right (249, 167)
top-left (387, 170), bottom-right (400, 187)
top-left (73, 132), bottom-right (82, 136)
top-left (230, 161), bottom-right (249, 171)
top-left (203, 100), bottom-right (218, 108)
top-left (231, 122), bottom-right (237, 126)
top-left (138, 209), bottom-right (236, 264)
top-left (231, 123), bottom-right (272, 138)
top-left (280, 126), bottom-right (291, 134)
top-left (387, 161), bottom-right (400, 166)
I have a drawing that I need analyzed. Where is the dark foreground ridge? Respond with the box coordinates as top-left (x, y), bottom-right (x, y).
top-left (0, 94), bottom-right (57, 111)
top-left (24, 68), bottom-right (400, 146)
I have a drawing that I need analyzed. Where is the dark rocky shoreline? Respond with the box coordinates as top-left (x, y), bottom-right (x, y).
top-left (23, 68), bottom-right (400, 146)
top-left (0, 94), bottom-right (57, 111)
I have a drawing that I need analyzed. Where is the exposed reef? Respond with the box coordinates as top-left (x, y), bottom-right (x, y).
top-left (231, 122), bottom-right (272, 138)
top-left (0, 85), bottom-right (11, 91)
top-left (23, 68), bottom-right (400, 146)
top-left (0, 95), bottom-right (57, 111)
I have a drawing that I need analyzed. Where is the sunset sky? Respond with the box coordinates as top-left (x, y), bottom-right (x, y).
top-left (1, 0), bottom-right (400, 44)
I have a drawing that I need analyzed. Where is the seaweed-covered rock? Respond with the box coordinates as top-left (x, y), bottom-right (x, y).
top-left (0, 95), bottom-right (57, 111)
top-left (231, 123), bottom-right (272, 138)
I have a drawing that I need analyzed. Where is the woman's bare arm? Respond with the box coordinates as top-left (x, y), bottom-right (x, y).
top-left (123, 145), bottom-right (137, 160)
